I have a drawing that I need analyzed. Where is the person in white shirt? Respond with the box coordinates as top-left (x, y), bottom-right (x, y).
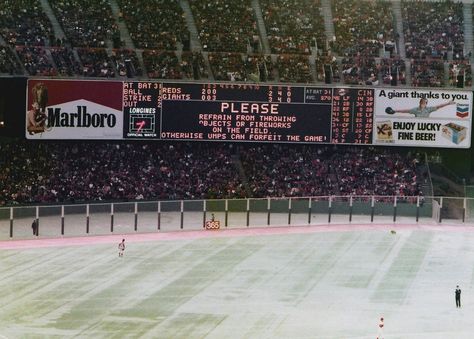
top-left (118, 239), bottom-right (125, 257)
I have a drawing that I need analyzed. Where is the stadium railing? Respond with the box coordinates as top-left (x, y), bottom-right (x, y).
top-left (0, 195), bottom-right (472, 240)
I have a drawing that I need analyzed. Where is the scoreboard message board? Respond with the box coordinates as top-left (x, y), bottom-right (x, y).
top-left (26, 79), bottom-right (472, 148)
top-left (122, 82), bottom-right (372, 144)
top-left (160, 84), bottom-right (334, 143)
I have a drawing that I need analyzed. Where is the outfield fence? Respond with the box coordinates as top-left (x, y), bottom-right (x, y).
top-left (0, 195), bottom-right (472, 240)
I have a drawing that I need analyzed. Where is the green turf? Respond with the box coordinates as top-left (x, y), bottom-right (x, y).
top-left (1, 229), bottom-right (474, 338)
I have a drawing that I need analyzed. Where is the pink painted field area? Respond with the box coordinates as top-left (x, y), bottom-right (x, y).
top-left (2, 223), bottom-right (471, 250)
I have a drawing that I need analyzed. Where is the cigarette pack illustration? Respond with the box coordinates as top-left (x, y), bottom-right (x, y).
top-left (376, 120), bottom-right (393, 142)
top-left (441, 123), bottom-right (467, 144)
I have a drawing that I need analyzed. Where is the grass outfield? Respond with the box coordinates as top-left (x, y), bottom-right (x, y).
top-left (1, 225), bottom-right (474, 338)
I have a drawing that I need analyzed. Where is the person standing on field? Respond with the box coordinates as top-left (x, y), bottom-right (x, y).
top-left (118, 239), bottom-right (125, 257)
top-left (31, 219), bottom-right (38, 235)
top-left (455, 285), bottom-right (461, 308)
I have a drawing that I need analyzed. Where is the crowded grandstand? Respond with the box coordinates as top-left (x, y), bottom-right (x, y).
top-left (0, 141), bottom-right (424, 205)
top-left (0, 0), bottom-right (471, 87)
top-left (0, 0), bottom-right (472, 208)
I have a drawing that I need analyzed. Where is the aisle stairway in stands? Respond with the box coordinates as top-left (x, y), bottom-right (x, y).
top-left (462, 3), bottom-right (474, 82)
top-left (309, 55), bottom-right (319, 83)
top-left (463, 3), bottom-right (473, 59)
top-left (108, 0), bottom-right (146, 76)
top-left (391, 0), bottom-right (406, 59)
top-left (108, 0), bottom-right (135, 50)
top-left (39, 0), bottom-right (66, 45)
top-left (39, 0), bottom-right (84, 74)
top-left (251, 0), bottom-right (271, 54)
top-left (179, 0), bottom-right (214, 80)
top-left (391, 0), bottom-right (412, 86)
top-left (179, 0), bottom-right (201, 51)
top-left (443, 63), bottom-right (450, 86)
top-left (232, 154), bottom-right (251, 197)
top-left (320, 0), bottom-right (335, 46)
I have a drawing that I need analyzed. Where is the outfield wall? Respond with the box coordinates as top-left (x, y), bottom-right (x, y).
top-left (2, 195), bottom-right (463, 240)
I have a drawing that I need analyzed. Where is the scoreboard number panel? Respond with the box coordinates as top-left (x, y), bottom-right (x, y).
top-left (163, 83), bottom-right (307, 103)
top-left (26, 79), bottom-right (471, 148)
top-left (331, 88), bottom-right (374, 144)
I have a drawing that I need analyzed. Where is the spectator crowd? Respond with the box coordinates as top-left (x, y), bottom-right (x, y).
top-left (0, 0), bottom-right (471, 88)
top-left (260, 0), bottom-right (325, 54)
top-left (190, 0), bottom-right (259, 53)
top-left (0, 141), bottom-right (245, 205)
top-left (118, 0), bottom-right (188, 50)
top-left (0, 140), bottom-right (423, 206)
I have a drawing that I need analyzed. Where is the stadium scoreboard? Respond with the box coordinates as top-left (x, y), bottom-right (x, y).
top-left (26, 79), bottom-right (472, 148)
top-left (123, 82), bottom-right (374, 144)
